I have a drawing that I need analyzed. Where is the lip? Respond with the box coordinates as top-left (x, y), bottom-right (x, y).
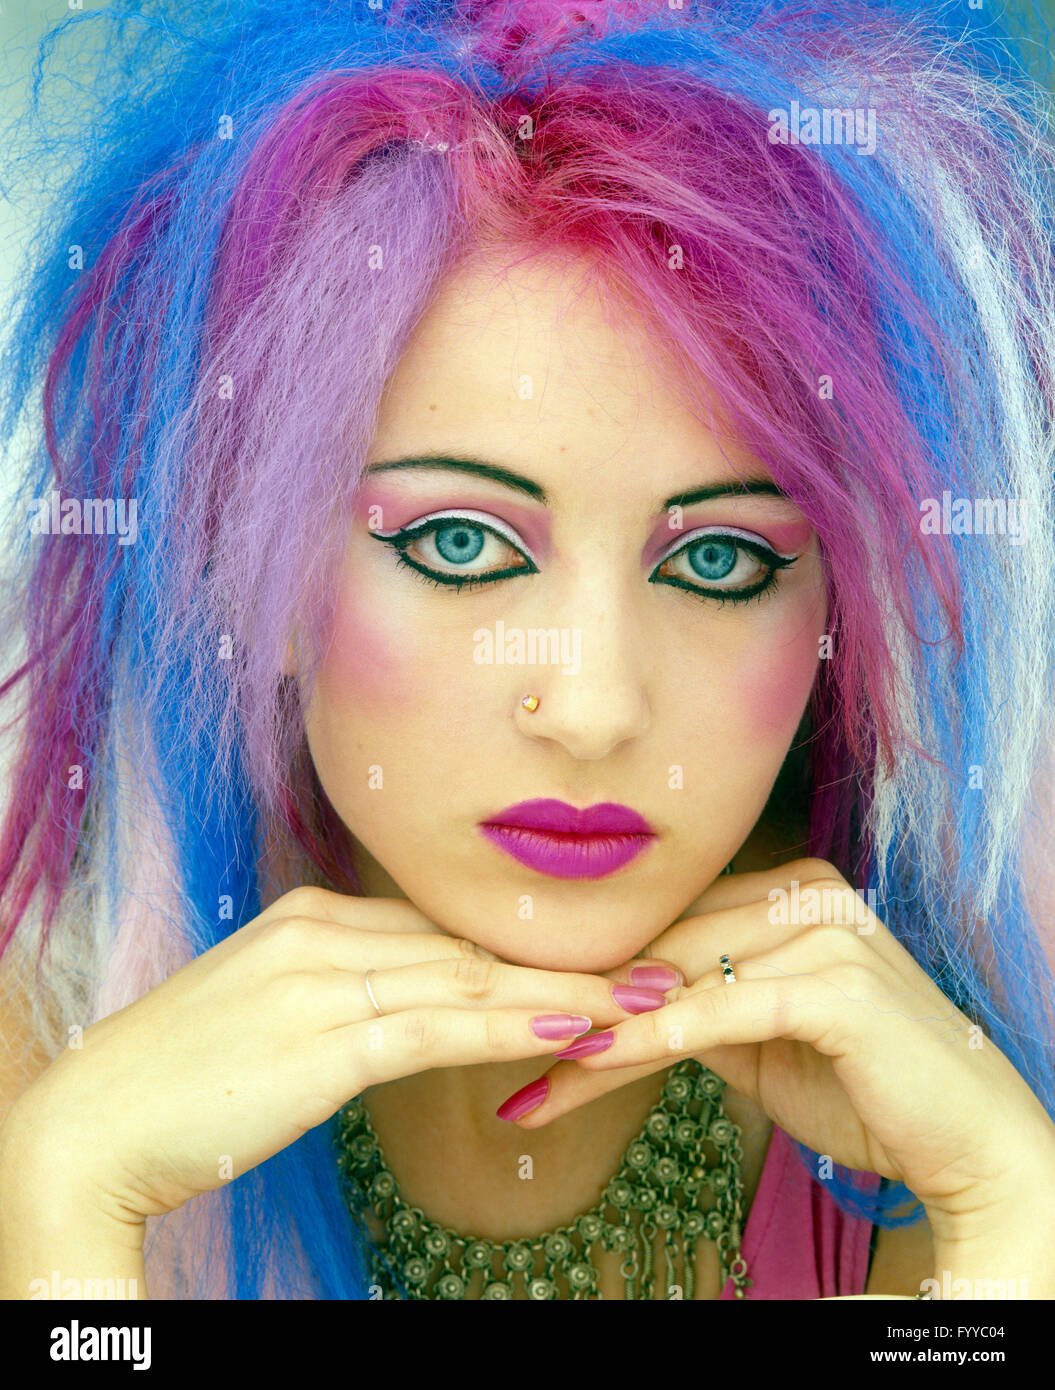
top-left (478, 799), bottom-right (657, 880)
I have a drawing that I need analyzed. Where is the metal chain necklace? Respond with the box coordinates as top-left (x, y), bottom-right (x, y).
top-left (335, 1056), bottom-right (754, 1300)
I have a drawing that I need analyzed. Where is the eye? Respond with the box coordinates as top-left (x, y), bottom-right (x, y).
top-left (650, 526), bottom-right (798, 603)
top-left (368, 509), bottom-right (538, 588)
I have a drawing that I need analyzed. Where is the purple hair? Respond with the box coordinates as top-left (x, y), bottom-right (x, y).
top-left (0, 0), bottom-right (1052, 1297)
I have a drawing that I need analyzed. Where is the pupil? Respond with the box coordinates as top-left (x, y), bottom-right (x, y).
top-left (688, 539), bottom-right (737, 580)
top-left (435, 523), bottom-right (485, 564)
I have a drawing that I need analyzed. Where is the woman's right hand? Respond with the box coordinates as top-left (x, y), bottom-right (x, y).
top-left (1, 886), bottom-right (663, 1224)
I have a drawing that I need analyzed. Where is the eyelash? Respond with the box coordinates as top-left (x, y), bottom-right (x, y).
top-left (370, 517), bottom-right (798, 604)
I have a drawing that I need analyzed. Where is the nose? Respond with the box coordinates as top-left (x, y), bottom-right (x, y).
top-left (513, 583), bottom-right (651, 761)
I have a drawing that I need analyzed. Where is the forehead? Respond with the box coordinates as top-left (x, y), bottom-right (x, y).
top-left (372, 247), bottom-right (736, 461)
top-left (407, 246), bottom-right (638, 342)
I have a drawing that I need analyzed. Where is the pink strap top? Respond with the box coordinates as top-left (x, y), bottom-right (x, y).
top-left (720, 1124), bottom-right (881, 1299)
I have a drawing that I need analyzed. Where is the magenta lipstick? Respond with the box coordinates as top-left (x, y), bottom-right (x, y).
top-left (478, 798), bottom-right (656, 880)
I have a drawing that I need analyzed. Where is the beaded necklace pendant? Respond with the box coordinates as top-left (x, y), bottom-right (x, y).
top-left (335, 1057), bottom-right (754, 1300)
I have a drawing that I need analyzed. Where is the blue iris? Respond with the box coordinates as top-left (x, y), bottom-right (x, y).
top-left (434, 522), bottom-right (485, 564)
top-left (687, 538), bottom-right (737, 580)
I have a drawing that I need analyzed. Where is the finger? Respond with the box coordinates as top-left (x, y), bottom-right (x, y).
top-left (686, 928), bottom-right (950, 1010)
top-left (320, 1006), bottom-right (650, 1090)
top-left (651, 880), bottom-right (915, 984)
top-left (511, 1053), bottom-right (675, 1127)
top-left (672, 859), bottom-right (839, 919)
top-left (246, 913), bottom-right (506, 977)
top-left (574, 955), bottom-right (952, 1076)
top-left (254, 887), bottom-right (462, 939)
top-left (600, 957), bottom-right (686, 990)
top-left (602, 858), bottom-right (873, 988)
top-left (514, 1041), bottom-right (756, 1128)
top-left (313, 957), bottom-right (676, 1028)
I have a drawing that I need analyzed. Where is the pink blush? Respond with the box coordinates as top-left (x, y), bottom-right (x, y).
top-left (322, 592), bottom-right (410, 712)
top-left (735, 629), bottom-right (820, 740)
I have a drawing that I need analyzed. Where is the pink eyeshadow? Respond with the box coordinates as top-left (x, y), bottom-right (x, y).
top-left (644, 510), bottom-right (815, 567)
top-left (353, 482), bottom-right (551, 561)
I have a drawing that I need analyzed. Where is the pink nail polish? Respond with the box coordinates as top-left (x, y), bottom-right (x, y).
top-left (630, 966), bottom-right (683, 990)
top-left (496, 1076), bottom-right (549, 1122)
top-left (552, 1030), bottom-right (615, 1060)
top-left (611, 984), bottom-right (667, 1014)
top-left (530, 1014), bottom-right (592, 1039)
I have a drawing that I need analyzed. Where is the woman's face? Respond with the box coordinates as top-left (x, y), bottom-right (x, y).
top-left (301, 252), bottom-right (828, 972)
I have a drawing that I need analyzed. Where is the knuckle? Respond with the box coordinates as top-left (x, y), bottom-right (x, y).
top-left (455, 936), bottom-right (494, 961)
top-left (688, 985), bottom-right (724, 1025)
top-left (450, 954), bottom-right (499, 1001)
top-left (258, 968), bottom-right (315, 1014)
top-left (259, 914), bottom-right (318, 957)
top-left (786, 858), bottom-right (842, 882)
top-left (483, 1010), bottom-right (507, 1053)
top-left (402, 1010), bottom-right (433, 1057)
top-left (804, 921), bottom-right (859, 956)
top-left (276, 885), bottom-right (332, 918)
top-left (637, 1004), bottom-right (666, 1049)
top-left (817, 884), bottom-right (866, 925)
top-left (812, 875), bottom-right (854, 900)
top-left (825, 960), bottom-right (879, 996)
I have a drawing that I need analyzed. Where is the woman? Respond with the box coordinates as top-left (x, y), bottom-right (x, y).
top-left (0, 0), bottom-right (1053, 1301)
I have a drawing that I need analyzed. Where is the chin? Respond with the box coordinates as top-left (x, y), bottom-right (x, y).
top-left (472, 931), bottom-right (645, 974)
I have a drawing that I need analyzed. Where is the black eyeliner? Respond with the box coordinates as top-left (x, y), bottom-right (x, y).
top-left (370, 516), bottom-right (798, 603)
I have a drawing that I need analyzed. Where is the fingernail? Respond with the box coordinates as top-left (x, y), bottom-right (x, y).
top-left (496, 1076), bottom-right (549, 1122)
top-left (530, 1013), bottom-right (592, 1039)
top-left (611, 984), bottom-right (667, 1014)
top-left (552, 1030), bottom-right (615, 1060)
top-left (630, 965), bottom-right (684, 990)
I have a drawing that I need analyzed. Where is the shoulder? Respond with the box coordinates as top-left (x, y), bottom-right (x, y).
top-left (865, 1212), bottom-right (933, 1296)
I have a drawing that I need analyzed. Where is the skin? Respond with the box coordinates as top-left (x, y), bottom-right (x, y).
top-left (296, 247), bottom-right (852, 1277)
top-left (297, 248), bottom-right (1055, 1302)
top-left (0, 252), bottom-right (1047, 1304)
top-left (303, 248), bottom-right (828, 975)
top-left (0, 243), bottom-right (961, 1304)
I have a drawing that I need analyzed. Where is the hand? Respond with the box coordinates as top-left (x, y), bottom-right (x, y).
top-left (0, 885), bottom-right (670, 1225)
top-left (505, 860), bottom-right (1055, 1244)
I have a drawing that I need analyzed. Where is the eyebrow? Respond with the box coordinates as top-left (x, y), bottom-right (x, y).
top-left (361, 455), bottom-right (786, 511)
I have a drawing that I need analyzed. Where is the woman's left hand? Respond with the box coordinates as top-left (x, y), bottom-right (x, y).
top-left (505, 859), bottom-right (1055, 1249)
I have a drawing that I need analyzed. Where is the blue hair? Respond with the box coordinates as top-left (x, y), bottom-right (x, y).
top-left (0, 0), bottom-right (1052, 1298)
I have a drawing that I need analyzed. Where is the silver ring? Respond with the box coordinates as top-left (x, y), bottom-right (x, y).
top-left (719, 953), bottom-right (737, 984)
top-left (364, 969), bottom-right (384, 1017)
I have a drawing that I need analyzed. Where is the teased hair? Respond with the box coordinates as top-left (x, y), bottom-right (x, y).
top-left (1, 0), bottom-right (1054, 1298)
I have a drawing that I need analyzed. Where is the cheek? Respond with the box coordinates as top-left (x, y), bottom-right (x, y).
top-left (321, 594), bottom-right (414, 714)
top-left (736, 624), bottom-right (821, 741)
top-left (738, 649), bottom-right (815, 740)
top-left (319, 579), bottom-right (478, 723)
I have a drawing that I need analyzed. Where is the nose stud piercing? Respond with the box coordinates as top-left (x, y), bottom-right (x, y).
top-left (521, 694), bottom-right (540, 712)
